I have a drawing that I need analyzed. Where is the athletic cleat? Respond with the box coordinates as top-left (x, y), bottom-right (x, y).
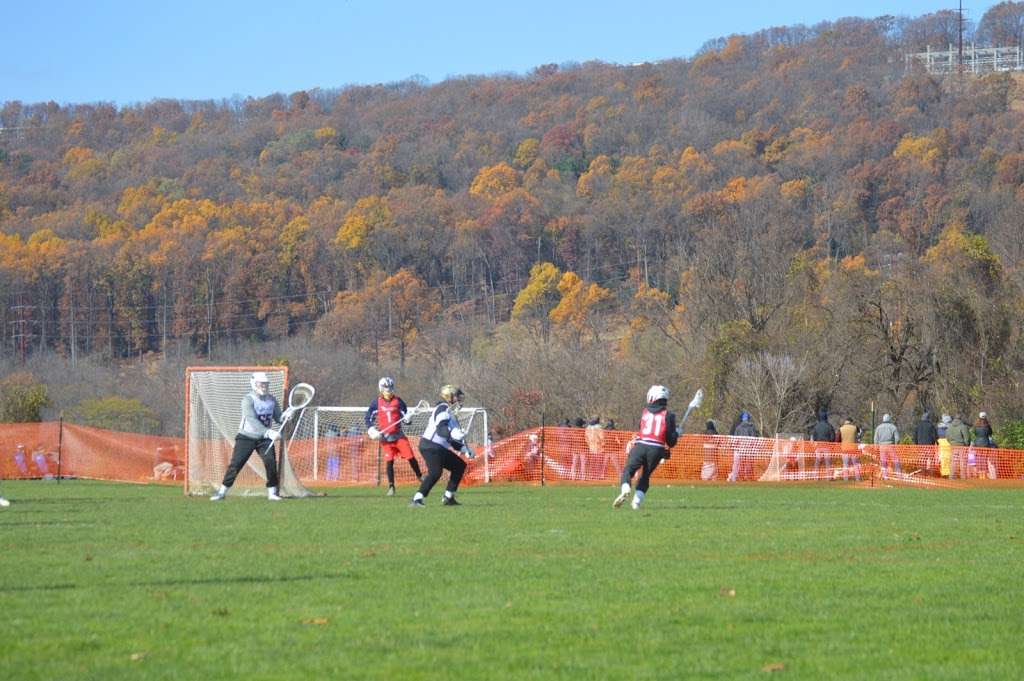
top-left (210, 492), bottom-right (225, 501)
top-left (631, 501), bottom-right (641, 511)
top-left (386, 485), bottom-right (396, 497)
top-left (612, 491), bottom-right (630, 509)
top-left (267, 492), bottom-right (282, 501)
top-left (409, 498), bottom-right (425, 508)
top-left (0, 497), bottom-right (10, 507)
top-left (441, 495), bottom-right (461, 506)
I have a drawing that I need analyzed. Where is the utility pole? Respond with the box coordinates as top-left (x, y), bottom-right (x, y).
top-left (957, 0), bottom-right (965, 91)
top-left (8, 294), bottom-right (34, 364)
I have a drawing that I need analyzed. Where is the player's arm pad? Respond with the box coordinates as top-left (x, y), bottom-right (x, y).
top-left (450, 427), bottom-right (466, 441)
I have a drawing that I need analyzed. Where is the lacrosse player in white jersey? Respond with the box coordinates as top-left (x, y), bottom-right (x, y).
top-left (210, 371), bottom-right (294, 501)
top-left (410, 384), bottom-right (474, 507)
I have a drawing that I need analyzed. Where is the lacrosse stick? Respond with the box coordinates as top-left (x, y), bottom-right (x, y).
top-left (453, 407), bottom-right (478, 459)
top-left (679, 388), bottom-right (704, 430)
top-left (368, 399), bottom-right (431, 440)
top-left (267, 383), bottom-right (316, 441)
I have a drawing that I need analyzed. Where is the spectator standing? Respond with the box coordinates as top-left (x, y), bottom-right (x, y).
top-left (570, 417), bottom-right (588, 480)
top-left (972, 412), bottom-right (995, 479)
top-left (913, 412), bottom-right (938, 475)
top-left (839, 418), bottom-right (861, 481)
top-left (937, 415), bottom-right (952, 477)
top-left (811, 410), bottom-right (836, 478)
top-left (13, 444), bottom-right (29, 477)
top-left (946, 414), bottom-right (971, 479)
top-left (701, 420), bottom-right (719, 480)
top-left (873, 414), bottom-right (900, 479)
top-left (728, 411), bottom-right (759, 482)
top-left (585, 417), bottom-right (608, 478)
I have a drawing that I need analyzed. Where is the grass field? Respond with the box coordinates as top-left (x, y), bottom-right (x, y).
top-left (1, 480), bottom-right (1022, 680)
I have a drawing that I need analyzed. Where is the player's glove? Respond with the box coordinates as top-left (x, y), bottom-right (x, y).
top-left (266, 429), bottom-right (281, 443)
top-left (402, 412), bottom-right (413, 425)
top-left (282, 407), bottom-right (296, 421)
top-left (462, 444), bottom-right (476, 460)
top-left (367, 426), bottom-right (381, 440)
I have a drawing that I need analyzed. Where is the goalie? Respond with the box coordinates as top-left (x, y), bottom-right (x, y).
top-left (410, 384), bottom-right (473, 507)
top-left (365, 377), bottom-right (424, 496)
top-left (210, 371), bottom-right (293, 502)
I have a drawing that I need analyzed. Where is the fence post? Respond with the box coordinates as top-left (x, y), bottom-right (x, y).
top-left (540, 412), bottom-right (546, 487)
top-left (56, 412), bottom-right (64, 483)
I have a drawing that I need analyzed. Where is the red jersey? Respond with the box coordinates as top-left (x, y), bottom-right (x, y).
top-left (367, 395), bottom-right (408, 442)
top-left (636, 407), bottom-right (669, 447)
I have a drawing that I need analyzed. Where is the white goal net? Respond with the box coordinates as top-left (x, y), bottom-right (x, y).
top-left (287, 404), bottom-right (491, 485)
top-left (185, 366), bottom-right (314, 497)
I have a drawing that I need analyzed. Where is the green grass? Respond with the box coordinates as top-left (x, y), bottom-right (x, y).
top-left (0, 480), bottom-right (1022, 680)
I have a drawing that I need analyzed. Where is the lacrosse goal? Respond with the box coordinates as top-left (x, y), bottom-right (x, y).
top-left (287, 404), bottom-right (491, 485)
top-left (184, 366), bottom-right (314, 497)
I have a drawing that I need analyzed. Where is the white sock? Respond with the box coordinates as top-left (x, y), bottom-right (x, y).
top-left (620, 482), bottom-right (631, 495)
top-left (444, 490), bottom-right (454, 499)
top-left (413, 492), bottom-right (424, 501)
top-left (632, 490), bottom-right (645, 507)
top-left (217, 485), bottom-right (228, 495)
top-left (268, 486), bottom-right (278, 497)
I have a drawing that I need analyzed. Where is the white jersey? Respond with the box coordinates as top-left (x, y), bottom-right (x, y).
top-left (238, 391), bottom-right (281, 439)
top-left (421, 402), bottom-right (463, 449)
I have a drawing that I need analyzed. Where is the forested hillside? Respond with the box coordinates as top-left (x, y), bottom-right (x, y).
top-left (3, 7), bottom-right (1024, 436)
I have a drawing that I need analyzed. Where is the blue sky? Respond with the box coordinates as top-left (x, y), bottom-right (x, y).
top-left (3, 1), bottom-right (953, 106)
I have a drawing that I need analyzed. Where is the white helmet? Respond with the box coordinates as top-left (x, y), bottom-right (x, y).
top-left (251, 371), bottom-right (270, 395)
top-left (378, 376), bottom-right (395, 395)
top-left (646, 385), bottom-right (669, 404)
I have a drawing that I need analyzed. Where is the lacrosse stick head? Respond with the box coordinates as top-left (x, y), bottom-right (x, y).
top-left (688, 388), bottom-right (704, 411)
top-left (288, 383), bottom-right (315, 410)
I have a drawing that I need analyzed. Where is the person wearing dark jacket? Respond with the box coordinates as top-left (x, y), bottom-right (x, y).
top-left (701, 420), bottom-right (720, 480)
top-left (913, 412), bottom-right (938, 445)
top-left (728, 411), bottom-right (759, 482)
top-left (972, 412), bottom-right (995, 479)
top-left (613, 385), bottom-right (678, 510)
top-left (917, 411), bottom-right (937, 475)
top-left (811, 410), bottom-right (836, 477)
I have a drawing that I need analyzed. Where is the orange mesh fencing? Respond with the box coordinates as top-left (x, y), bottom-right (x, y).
top-left (0, 422), bottom-right (184, 484)
top-left (3, 422), bottom-right (1024, 489)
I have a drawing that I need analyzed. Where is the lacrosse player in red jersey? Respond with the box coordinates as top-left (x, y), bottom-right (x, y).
top-left (365, 377), bottom-right (423, 496)
top-left (613, 385), bottom-right (678, 510)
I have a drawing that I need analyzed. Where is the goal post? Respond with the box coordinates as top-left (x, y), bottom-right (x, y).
top-left (184, 366), bottom-right (314, 497)
top-left (287, 404), bottom-right (490, 485)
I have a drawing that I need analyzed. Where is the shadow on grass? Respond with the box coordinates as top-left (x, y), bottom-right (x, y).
top-left (0, 571), bottom-right (353, 594)
top-left (0, 520), bottom-right (96, 527)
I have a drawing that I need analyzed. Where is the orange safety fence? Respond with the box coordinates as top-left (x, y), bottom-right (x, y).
top-left (0, 422), bottom-right (184, 484)
top-left (4, 422), bottom-right (1024, 489)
